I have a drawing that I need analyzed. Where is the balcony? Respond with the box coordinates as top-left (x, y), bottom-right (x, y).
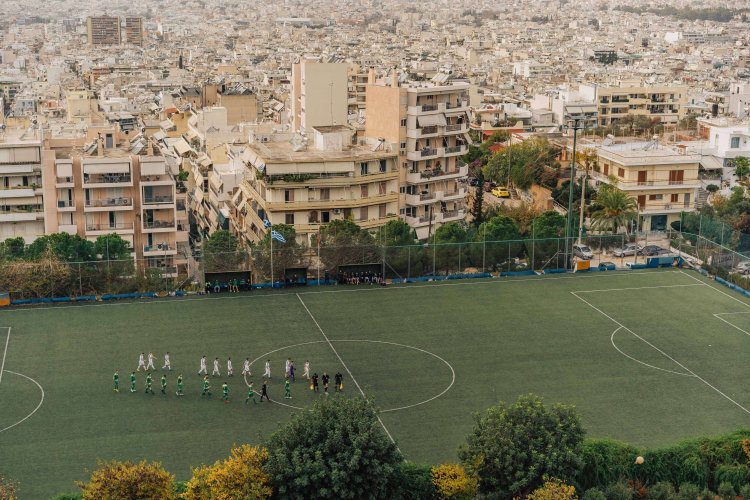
top-left (85, 222), bottom-right (135, 234)
top-left (142, 195), bottom-right (175, 206)
top-left (445, 100), bottom-right (469, 110)
top-left (405, 192), bottom-right (438, 206)
top-left (56, 176), bottom-right (74, 187)
top-left (143, 243), bottom-right (178, 256)
top-left (443, 188), bottom-right (467, 200)
top-left (440, 209), bottom-right (466, 222)
top-left (406, 164), bottom-right (468, 184)
top-left (639, 202), bottom-right (697, 215)
top-left (407, 125), bottom-right (440, 139)
top-left (57, 199), bottom-right (75, 211)
top-left (84, 174), bottom-right (132, 186)
top-left (420, 104), bottom-right (439, 112)
top-left (85, 197), bottom-right (133, 211)
top-left (444, 123), bottom-right (467, 134)
top-left (406, 148), bottom-right (438, 162)
top-left (444, 145), bottom-right (465, 155)
top-left (0, 207), bottom-right (44, 222)
top-left (0, 186), bottom-right (38, 198)
top-left (143, 220), bottom-right (176, 232)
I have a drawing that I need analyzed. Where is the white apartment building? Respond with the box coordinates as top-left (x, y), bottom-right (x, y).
top-left (366, 78), bottom-right (471, 239)
top-left (0, 127), bottom-right (45, 242)
top-left (291, 58), bottom-right (349, 133)
top-left (579, 82), bottom-right (688, 127)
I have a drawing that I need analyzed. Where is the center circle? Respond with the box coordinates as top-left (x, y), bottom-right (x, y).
top-left (0, 370), bottom-right (45, 433)
top-left (246, 340), bottom-right (455, 412)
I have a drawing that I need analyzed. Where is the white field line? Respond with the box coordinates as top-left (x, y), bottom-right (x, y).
top-left (574, 283), bottom-right (703, 294)
top-left (0, 327), bottom-right (10, 385)
top-left (296, 293), bottom-right (399, 449)
top-left (0, 270), bottom-right (680, 313)
top-left (610, 326), bottom-right (693, 377)
top-left (0, 370), bottom-right (44, 433)
top-left (679, 269), bottom-right (750, 310)
top-left (713, 314), bottom-right (750, 337)
top-left (572, 291), bottom-right (750, 416)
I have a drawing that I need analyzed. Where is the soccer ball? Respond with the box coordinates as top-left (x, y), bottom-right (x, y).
top-left (635, 456), bottom-right (644, 465)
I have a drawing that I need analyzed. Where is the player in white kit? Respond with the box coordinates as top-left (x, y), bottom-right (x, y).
top-left (146, 352), bottom-right (156, 371)
top-left (198, 356), bottom-right (208, 375)
top-left (162, 352), bottom-right (171, 371)
top-left (137, 353), bottom-right (147, 372)
top-left (242, 358), bottom-right (251, 376)
top-left (227, 357), bottom-right (233, 376)
top-left (303, 360), bottom-right (310, 380)
top-left (263, 359), bottom-right (271, 379)
top-left (212, 357), bottom-right (221, 376)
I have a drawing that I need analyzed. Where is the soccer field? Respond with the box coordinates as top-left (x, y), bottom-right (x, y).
top-left (2, 269), bottom-right (750, 498)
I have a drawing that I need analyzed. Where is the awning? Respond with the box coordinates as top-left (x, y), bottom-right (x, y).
top-left (173, 138), bottom-right (191, 156)
top-left (56, 162), bottom-right (73, 177)
top-left (152, 130), bottom-right (166, 141)
top-left (185, 129), bottom-right (199, 141)
top-left (83, 162), bottom-right (130, 174)
top-left (160, 119), bottom-right (175, 130)
top-left (444, 111), bottom-right (467, 118)
top-left (417, 114), bottom-right (446, 127)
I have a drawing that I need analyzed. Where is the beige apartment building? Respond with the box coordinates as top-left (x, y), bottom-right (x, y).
top-left (588, 141), bottom-right (701, 231)
top-left (580, 83), bottom-right (688, 128)
top-left (366, 79), bottom-right (471, 239)
top-left (229, 126), bottom-right (399, 245)
top-left (0, 128), bottom-right (45, 243)
top-left (124, 17), bottom-right (144, 46)
top-left (42, 127), bottom-right (189, 277)
top-left (291, 58), bottom-right (349, 133)
top-left (86, 16), bottom-right (121, 46)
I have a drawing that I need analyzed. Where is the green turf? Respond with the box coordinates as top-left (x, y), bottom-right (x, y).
top-left (2, 269), bottom-right (750, 498)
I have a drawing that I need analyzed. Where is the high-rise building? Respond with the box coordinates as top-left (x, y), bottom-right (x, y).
top-left (291, 58), bottom-right (349, 133)
top-left (86, 16), bottom-right (121, 46)
top-left (366, 77), bottom-right (471, 239)
top-left (0, 128), bottom-right (45, 243)
top-left (124, 17), bottom-right (144, 46)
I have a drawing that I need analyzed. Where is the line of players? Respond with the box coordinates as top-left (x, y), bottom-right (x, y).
top-left (114, 352), bottom-right (344, 403)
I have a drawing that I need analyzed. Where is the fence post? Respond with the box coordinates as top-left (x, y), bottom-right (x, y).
top-left (458, 243), bottom-right (461, 273)
top-left (407, 246), bottom-right (411, 280)
top-left (531, 220), bottom-right (535, 271)
top-left (432, 243), bottom-right (436, 276)
top-left (78, 262), bottom-right (83, 297)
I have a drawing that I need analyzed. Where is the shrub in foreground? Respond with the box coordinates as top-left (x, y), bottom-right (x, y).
top-left (77, 460), bottom-right (175, 500)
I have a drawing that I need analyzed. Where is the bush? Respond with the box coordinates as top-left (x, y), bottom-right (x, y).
top-left (604, 482), bottom-right (632, 500)
top-left (390, 462), bottom-right (436, 499)
top-left (459, 394), bottom-right (584, 498)
top-left (714, 464), bottom-right (750, 491)
top-left (527, 477), bottom-right (577, 500)
top-left (77, 460), bottom-right (175, 500)
top-left (716, 481), bottom-right (735, 500)
top-left (431, 463), bottom-right (477, 499)
top-left (182, 444), bottom-right (271, 499)
top-left (677, 483), bottom-right (701, 500)
top-left (577, 440), bottom-right (640, 491)
top-left (582, 488), bottom-right (607, 500)
top-left (51, 495), bottom-right (82, 500)
top-left (739, 484), bottom-right (750, 499)
top-left (647, 482), bottom-right (675, 500)
top-left (700, 488), bottom-right (716, 500)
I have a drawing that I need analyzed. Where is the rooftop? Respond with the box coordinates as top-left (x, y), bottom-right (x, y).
top-left (248, 140), bottom-right (395, 163)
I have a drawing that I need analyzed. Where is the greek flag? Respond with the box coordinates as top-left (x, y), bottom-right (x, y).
top-left (263, 219), bottom-right (271, 229)
top-left (271, 230), bottom-right (287, 243)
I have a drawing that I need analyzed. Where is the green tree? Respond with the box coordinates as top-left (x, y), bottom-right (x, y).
top-left (532, 211), bottom-right (567, 239)
top-left (182, 445), bottom-right (272, 499)
top-left (265, 397), bottom-right (402, 499)
top-left (252, 224), bottom-right (303, 282)
top-left (471, 216), bottom-right (522, 271)
top-left (203, 230), bottom-right (244, 272)
top-left (25, 233), bottom-right (95, 262)
top-left (0, 237), bottom-right (26, 260)
top-left (77, 460), bottom-right (175, 500)
top-left (317, 219), bottom-right (378, 274)
top-left (483, 138), bottom-right (559, 190)
top-left (94, 234), bottom-right (131, 260)
top-left (90, 234), bottom-right (135, 294)
top-left (430, 222), bottom-right (469, 274)
top-left (374, 220), bottom-right (422, 279)
top-left (529, 211), bottom-right (568, 268)
top-left (471, 170), bottom-right (485, 226)
top-left (374, 219), bottom-right (415, 246)
top-left (735, 156), bottom-right (750, 181)
top-left (589, 185), bottom-right (638, 234)
top-left (459, 394), bottom-right (585, 498)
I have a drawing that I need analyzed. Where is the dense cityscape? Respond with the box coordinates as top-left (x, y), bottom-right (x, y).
top-left (2, 0), bottom-right (750, 498)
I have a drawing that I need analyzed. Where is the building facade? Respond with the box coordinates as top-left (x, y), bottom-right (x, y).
top-left (86, 16), bottom-right (121, 46)
top-left (0, 129), bottom-right (45, 242)
top-left (580, 83), bottom-right (688, 128)
top-left (291, 58), bottom-right (349, 133)
top-left (124, 17), bottom-right (144, 47)
top-left (366, 79), bottom-right (470, 239)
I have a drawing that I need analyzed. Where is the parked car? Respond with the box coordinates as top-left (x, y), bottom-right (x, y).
top-left (613, 243), bottom-right (643, 257)
top-left (573, 243), bottom-right (594, 260)
top-left (734, 261), bottom-right (750, 275)
top-left (640, 245), bottom-right (668, 256)
top-left (492, 186), bottom-right (511, 198)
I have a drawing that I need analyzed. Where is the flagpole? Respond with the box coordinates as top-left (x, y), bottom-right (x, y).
top-left (270, 227), bottom-right (274, 287)
top-left (316, 229), bottom-right (320, 286)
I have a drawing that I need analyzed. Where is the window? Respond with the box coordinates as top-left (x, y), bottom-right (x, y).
top-left (648, 194), bottom-right (663, 201)
top-left (668, 170), bottom-right (684, 184)
top-left (671, 194), bottom-right (678, 203)
top-left (322, 211), bottom-right (330, 223)
top-left (637, 170), bottom-right (647, 185)
top-left (360, 162), bottom-right (369, 175)
top-left (618, 168), bottom-right (625, 178)
top-left (603, 164), bottom-right (609, 176)
top-left (379, 182), bottom-right (386, 195)
top-left (400, 142), bottom-right (406, 150)
top-left (285, 213), bottom-right (294, 225)
top-left (379, 204), bottom-right (386, 218)
top-left (284, 189), bottom-right (294, 202)
top-left (731, 137), bottom-right (740, 148)
top-left (360, 206), bottom-right (369, 221)
top-left (361, 184), bottom-right (369, 198)
top-left (400, 119), bottom-right (407, 127)
top-left (320, 188), bottom-right (330, 201)
top-left (379, 159), bottom-right (387, 173)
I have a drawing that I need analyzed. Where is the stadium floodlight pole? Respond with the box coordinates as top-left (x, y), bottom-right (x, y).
top-left (564, 117), bottom-right (584, 265)
top-left (270, 227), bottom-right (274, 287)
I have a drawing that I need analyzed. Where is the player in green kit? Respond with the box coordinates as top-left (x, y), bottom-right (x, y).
top-left (201, 375), bottom-right (211, 397)
top-left (176, 374), bottom-right (184, 396)
top-left (160, 374), bottom-right (167, 394)
top-left (113, 370), bottom-right (119, 392)
top-left (284, 377), bottom-right (292, 399)
top-left (130, 371), bottom-right (136, 393)
top-left (222, 382), bottom-right (229, 403)
top-left (245, 381), bottom-right (257, 404)
top-left (145, 372), bottom-right (154, 394)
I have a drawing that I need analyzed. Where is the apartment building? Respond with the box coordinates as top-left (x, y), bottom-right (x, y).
top-left (291, 58), bottom-right (349, 133)
top-left (588, 141), bottom-right (701, 231)
top-left (86, 16), bottom-right (121, 46)
top-left (124, 17), bottom-right (144, 47)
top-left (42, 127), bottom-right (189, 277)
top-left (366, 78), bottom-right (470, 239)
top-left (580, 82), bottom-right (688, 127)
top-left (0, 128), bottom-right (45, 242)
top-left (230, 126), bottom-right (399, 245)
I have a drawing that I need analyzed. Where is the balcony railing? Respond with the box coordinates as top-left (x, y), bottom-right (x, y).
top-left (143, 195), bottom-right (174, 205)
top-left (419, 215), bottom-right (434, 223)
top-left (445, 146), bottom-right (463, 154)
top-left (421, 148), bottom-right (437, 157)
top-left (57, 200), bottom-right (75, 208)
top-left (56, 176), bottom-right (73, 184)
top-left (420, 192), bottom-right (436, 201)
top-left (445, 124), bottom-right (464, 132)
top-left (420, 126), bottom-right (438, 135)
top-left (420, 104), bottom-right (438, 112)
top-left (86, 222), bottom-right (134, 231)
top-left (144, 244), bottom-right (173, 253)
top-left (446, 100), bottom-right (468, 109)
top-left (86, 197), bottom-right (132, 207)
top-left (0, 206), bottom-right (44, 214)
top-left (84, 174), bottom-right (132, 184)
top-left (144, 220), bottom-right (176, 229)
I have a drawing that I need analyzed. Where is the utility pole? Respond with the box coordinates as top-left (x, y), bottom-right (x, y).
top-left (565, 118), bottom-right (582, 265)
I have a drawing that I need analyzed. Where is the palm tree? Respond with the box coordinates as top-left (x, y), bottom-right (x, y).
top-left (590, 185), bottom-right (638, 234)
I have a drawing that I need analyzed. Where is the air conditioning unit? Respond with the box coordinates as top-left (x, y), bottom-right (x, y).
top-left (333, 208), bottom-right (341, 214)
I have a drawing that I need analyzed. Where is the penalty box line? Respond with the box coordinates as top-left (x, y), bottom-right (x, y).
top-left (295, 293), bottom-right (400, 451)
top-left (0, 327), bottom-right (11, 385)
top-left (571, 291), bottom-right (750, 417)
